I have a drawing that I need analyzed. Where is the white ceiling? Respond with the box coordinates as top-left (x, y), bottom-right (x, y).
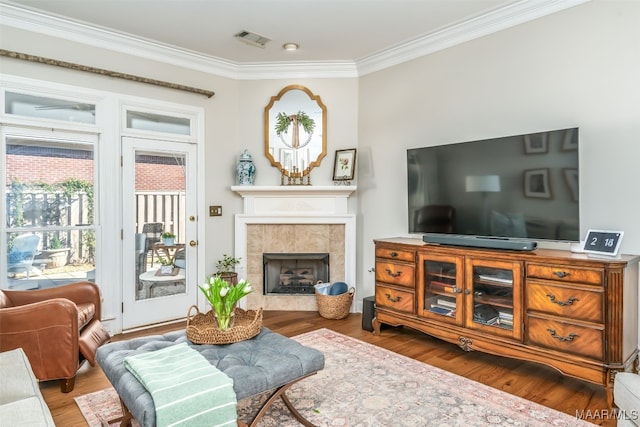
top-left (1, 0), bottom-right (589, 77)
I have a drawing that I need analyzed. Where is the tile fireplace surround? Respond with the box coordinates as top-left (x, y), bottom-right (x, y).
top-left (232, 186), bottom-right (356, 311)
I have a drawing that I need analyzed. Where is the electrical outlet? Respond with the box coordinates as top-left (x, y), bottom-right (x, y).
top-left (209, 206), bottom-right (222, 216)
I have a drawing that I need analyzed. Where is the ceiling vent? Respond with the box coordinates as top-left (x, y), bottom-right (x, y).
top-left (234, 30), bottom-right (271, 49)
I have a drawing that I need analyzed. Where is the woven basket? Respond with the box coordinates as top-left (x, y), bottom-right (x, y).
top-left (315, 288), bottom-right (355, 319)
top-left (186, 306), bottom-right (263, 344)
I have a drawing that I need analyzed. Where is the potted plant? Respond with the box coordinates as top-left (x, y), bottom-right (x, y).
top-left (157, 256), bottom-right (174, 275)
top-left (161, 231), bottom-right (176, 246)
top-left (198, 275), bottom-right (252, 330)
top-left (215, 254), bottom-right (241, 284)
top-left (36, 234), bottom-right (71, 268)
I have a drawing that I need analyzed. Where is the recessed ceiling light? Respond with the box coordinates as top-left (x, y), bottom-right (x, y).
top-left (283, 43), bottom-right (299, 51)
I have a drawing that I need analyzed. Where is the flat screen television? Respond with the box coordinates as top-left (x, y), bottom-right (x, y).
top-left (407, 127), bottom-right (579, 242)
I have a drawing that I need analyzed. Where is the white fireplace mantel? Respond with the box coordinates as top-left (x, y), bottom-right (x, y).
top-left (232, 185), bottom-right (357, 311)
top-left (231, 185), bottom-right (356, 216)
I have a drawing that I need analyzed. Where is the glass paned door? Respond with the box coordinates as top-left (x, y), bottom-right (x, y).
top-left (418, 253), bottom-right (463, 324)
top-left (122, 137), bottom-right (197, 329)
top-left (465, 259), bottom-right (522, 340)
top-left (3, 129), bottom-right (97, 290)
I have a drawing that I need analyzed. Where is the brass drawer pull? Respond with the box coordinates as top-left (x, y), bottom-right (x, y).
top-left (385, 293), bottom-right (401, 303)
top-left (389, 252), bottom-right (398, 258)
top-left (386, 268), bottom-right (402, 278)
top-left (547, 328), bottom-right (579, 342)
top-left (546, 294), bottom-right (579, 306)
top-left (553, 271), bottom-right (571, 279)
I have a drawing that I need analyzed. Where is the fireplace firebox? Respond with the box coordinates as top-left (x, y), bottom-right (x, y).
top-left (263, 253), bottom-right (330, 295)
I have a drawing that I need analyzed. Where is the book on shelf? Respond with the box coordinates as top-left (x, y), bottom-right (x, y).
top-left (436, 298), bottom-right (456, 309)
top-left (430, 302), bottom-right (456, 311)
top-left (498, 309), bottom-right (513, 320)
top-left (473, 304), bottom-right (499, 324)
top-left (430, 280), bottom-right (456, 293)
top-left (430, 306), bottom-right (453, 316)
top-left (478, 274), bottom-right (513, 284)
top-left (499, 318), bottom-right (513, 326)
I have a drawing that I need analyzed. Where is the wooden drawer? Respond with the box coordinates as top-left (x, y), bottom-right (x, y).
top-left (375, 247), bottom-right (415, 262)
top-left (375, 285), bottom-right (414, 314)
top-left (527, 281), bottom-right (604, 323)
top-left (527, 315), bottom-right (603, 360)
top-left (375, 262), bottom-right (414, 288)
top-left (526, 263), bottom-right (603, 286)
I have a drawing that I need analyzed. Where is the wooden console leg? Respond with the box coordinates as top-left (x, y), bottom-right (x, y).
top-left (372, 317), bottom-right (381, 335)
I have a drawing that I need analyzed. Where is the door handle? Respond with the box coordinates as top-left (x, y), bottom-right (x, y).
top-left (189, 240), bottom-right (198, 247)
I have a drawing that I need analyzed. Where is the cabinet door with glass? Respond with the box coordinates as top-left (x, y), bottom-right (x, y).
top-left (464, 258), bottom-right (523, 340)
top-left (417, 253), bottom-right (464, 325)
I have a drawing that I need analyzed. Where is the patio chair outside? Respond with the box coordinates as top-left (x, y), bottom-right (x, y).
top-left (7, 234), bottom-right (41, 279)
top-left (142, 222), bottom-right (163, 265)
top-left (135, 233), bottom-right (147, 279)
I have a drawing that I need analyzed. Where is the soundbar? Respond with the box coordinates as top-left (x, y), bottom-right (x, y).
top-left (422, 233), bottom-right (537, 251)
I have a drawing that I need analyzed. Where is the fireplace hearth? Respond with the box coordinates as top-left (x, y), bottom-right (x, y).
top-left (263, 253), bottom-right (329, 295)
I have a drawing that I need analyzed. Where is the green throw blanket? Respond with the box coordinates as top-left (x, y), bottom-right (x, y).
top-left (124, 343), bottom-right (237, 427)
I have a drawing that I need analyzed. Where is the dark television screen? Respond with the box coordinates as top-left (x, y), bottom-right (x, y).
top-left (407, 128), bottom-right (579, 241)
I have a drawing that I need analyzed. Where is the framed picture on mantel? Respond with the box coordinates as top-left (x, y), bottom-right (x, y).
top-left (332, 148), bottom-right (357, 181)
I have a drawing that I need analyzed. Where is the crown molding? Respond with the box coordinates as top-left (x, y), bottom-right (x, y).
top-left (1, 0), bottom-right (590, 80)
top-left (357, 0), bottom-right (592, 76)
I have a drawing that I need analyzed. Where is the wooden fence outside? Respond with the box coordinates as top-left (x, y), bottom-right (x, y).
top-left (135, 192), bottom-right (186, 242)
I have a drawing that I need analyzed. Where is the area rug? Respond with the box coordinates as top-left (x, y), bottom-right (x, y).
top-left (76, 328), bottom-right (592, 426)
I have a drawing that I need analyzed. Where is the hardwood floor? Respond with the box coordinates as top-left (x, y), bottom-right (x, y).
top-left (40, 311), bottom-right (612, 426)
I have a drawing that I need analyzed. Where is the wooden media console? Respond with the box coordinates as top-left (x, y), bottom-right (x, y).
top-left (372, 237), bottom-right (640, 408)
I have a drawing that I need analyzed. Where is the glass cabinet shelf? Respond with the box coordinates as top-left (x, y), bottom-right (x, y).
top-left (471, 267), bottom-right (514, 330)
top-left (423, 260), bottom-right (459, 319)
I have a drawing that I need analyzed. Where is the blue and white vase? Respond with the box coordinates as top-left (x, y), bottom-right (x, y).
top-left (236, 149), bottom-right (256, 185)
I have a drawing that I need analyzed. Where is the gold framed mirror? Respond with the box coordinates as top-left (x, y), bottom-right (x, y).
top-left (264, 85), bottom-right (326, 175)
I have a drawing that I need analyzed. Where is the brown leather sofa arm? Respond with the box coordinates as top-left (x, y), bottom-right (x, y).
top-left (3, 281), bottom-right (102, 318)
top-left (0, 298), bottom-right (79, 381)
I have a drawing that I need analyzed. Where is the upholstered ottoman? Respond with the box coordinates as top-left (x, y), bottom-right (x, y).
top-left (96, 327), bottom-right (324, 427)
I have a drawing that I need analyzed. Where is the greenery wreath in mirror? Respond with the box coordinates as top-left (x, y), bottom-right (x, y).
top-left (275, 111), bottom-right (315, 149)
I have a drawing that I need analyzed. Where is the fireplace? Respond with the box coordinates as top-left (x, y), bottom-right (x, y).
top-left (263, 253), bottom-right (329, 295)
top-left (232, 185), bottom-right (356, 311)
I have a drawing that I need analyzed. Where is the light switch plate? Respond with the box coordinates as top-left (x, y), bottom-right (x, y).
top-left (209, 206), bottom-right (222, 216)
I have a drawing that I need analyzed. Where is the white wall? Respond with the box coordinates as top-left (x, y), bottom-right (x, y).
top-left (357, 0), bottom-right (640, 298)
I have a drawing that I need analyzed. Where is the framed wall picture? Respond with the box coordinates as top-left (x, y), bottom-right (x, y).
top-left (332, 148), bottom-right (357, 181)
top-left (524, 133), bottom-right (548, 154)
top-left (523, 168), bottom-right (551, 198)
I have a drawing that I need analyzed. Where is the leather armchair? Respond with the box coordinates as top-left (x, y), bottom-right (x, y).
top-left (0, 281), bottom-right (111, 392)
